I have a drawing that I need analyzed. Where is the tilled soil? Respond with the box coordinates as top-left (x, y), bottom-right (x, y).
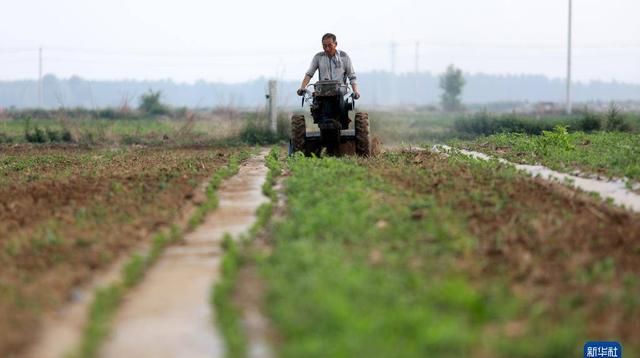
top-left (436, 145), bottom-right (640, 212)
top-left (0, 145), bottom-right (235, 357)
top-left (366, 150), bottom-right (640, 344)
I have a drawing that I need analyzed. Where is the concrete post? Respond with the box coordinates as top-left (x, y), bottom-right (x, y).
top-left (268, 80), bottom-right (278, 133)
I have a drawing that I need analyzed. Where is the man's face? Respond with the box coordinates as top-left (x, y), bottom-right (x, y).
top-left (322, 38), bottom-right (337, 57)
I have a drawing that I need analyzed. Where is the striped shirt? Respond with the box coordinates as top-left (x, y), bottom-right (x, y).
top-left (305, 50), bottom-right (357, 85)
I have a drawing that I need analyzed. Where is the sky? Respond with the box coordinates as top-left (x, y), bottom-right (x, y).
top-left (1, 0), bottom-right (639, 84)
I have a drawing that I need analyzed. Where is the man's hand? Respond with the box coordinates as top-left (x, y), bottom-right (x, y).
top-left (297, 88), bottom-right (306, 96)
top-left (352, 83), bottom-right (361, 100)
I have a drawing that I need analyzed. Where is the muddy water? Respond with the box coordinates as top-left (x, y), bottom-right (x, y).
top-left (25, 255), bottom-right (134, 358)
top-left (98, 152), bottom-right (269, 358)
top-left (434, 145), bottom-right (640, 213)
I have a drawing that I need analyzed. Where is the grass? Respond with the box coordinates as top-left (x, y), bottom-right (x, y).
top-left (451, 129), bottom-right (640, 182)
top-left (359, 110), bottom-right (639, 146)
top-left (261, 147), bottom-right (283, 201)
top-left (69, 151), bottom-right (250, 358)
top-left (3, 109), bottom-right (637, 147)
top-left (258, 154), bottom-right (500, 357)
top-left (0, 116), bottom-right (246, 145)
top-left (212, 234), bottom-right (247, 358)
top-left (251, 150), bottom-right (640, 357)
top-left (366, 111), bottom-right (459, 144)
top-left (239, 112), bottom-right (290, 145)
top-left (452, 110), bottom-right (639, 137)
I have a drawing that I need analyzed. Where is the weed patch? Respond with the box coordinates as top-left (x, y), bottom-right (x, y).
top-left (453, 131), bottom-right (640, 182)
top-left (259, 155), bottom-right (518, 357)
top-left (255, 150), bottom-right (640, 356)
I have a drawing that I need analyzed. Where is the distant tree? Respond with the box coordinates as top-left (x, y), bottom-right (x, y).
top-left (439, 64), bottom-right (466, 112)
top-left (138, 89), bottom-right (170, 116)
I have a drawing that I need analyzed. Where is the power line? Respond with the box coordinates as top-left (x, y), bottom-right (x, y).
top-left (0, 42), bottom-right (638, 61)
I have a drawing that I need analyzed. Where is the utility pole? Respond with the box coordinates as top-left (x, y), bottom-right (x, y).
top-left (38, 46), bottom-right (43, 107)
top-left (390, 41), bottom-right (397, 105)
top-left (267, 80), bottom-right (278, 133)
top-left (414, 41), bottom-right (420, 74)
top-left (390, 41), bottom-right (397, 74)
top-left (566, 0), bottom-right (573, 115)
top-left (414, 41), bottom-right (420, 105)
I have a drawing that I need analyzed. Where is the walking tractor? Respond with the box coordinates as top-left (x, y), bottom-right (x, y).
top-left (289, 80), bottom-right (370, 157)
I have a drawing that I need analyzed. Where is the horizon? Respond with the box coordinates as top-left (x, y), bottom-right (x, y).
top-left (3, 70), bottom-right (639, 87)
top-left (2, 70), bottom-right (639, 109)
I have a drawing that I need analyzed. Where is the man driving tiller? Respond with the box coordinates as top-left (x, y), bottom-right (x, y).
top-left (297, 33), bottom-right (360, 130)
top-left (291, 33), bottom-right (369, 157)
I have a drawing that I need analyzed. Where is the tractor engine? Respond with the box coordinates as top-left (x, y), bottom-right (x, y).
top-left (290, 80), bottom-right (369, 157)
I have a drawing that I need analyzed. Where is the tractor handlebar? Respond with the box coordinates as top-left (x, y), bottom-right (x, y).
top-left (299, 82), bottom-right (357, 108)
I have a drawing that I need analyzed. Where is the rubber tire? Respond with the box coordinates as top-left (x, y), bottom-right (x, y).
top-left (291, 114), bottom-right (306, 154)
top-left (354, 112), bottom-right (370, 157)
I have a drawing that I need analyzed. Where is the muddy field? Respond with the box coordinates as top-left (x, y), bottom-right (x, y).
top-left (2, 141), bottom-right (640, 358)
top-left (0, 144), bottom-right (238, 357)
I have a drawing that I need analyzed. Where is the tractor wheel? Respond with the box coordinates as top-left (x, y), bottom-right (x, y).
top-left (291, 114), bottom-right (306, 154)
top-left (354, 112), bottom-right (370, 157)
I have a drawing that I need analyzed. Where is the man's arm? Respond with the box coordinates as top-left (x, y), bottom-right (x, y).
top-left (345, 55), bottom-right (360, 99)
top-left (297, 75), bottom-right (312, 96)
top-left (298, 55), bottom-right (319, 96)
